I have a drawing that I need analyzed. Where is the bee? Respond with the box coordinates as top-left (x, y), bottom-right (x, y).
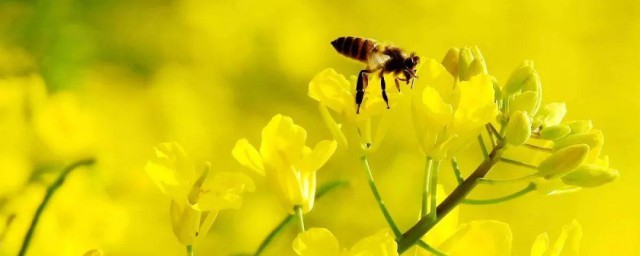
top-left (331, 36), bottom-right (420, 113)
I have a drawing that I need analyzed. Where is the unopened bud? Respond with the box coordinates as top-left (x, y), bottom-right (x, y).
top-left (442, 48), bottom-right (460, 77)
top-left (553, 130), bottom-right (603, 151)
top-left (536, 103), bottom-right (567, 128)
top-left (465, 58), bottom-right (488, 80)
top-left (509, 91), bottom-right (539, 116)
top-left (538, 144), bottom-right (589, 179)
top-left (83, 250), bottom-right (103, 256)
top-left (566, 120), bottom-right (593, 135)
top-left (503, 60), bottom-right (535, 97)
top-left (504, 111), bottom-right (531, 146)
top-left (539, 124), bottom-right (571, 140)
top-left (561, 164), bottom-right (619, 187)
top-left (457, 47), bottom-right (473, 81)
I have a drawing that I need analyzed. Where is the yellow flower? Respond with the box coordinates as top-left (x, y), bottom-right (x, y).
top-left (411, 58), bottom-right (498, 160)
top-left (292, 228), bottom-right (397, 256)
top-left (531, 220), bottom-right (582, 256)
top-left (308, 68), bottom-right (399, 151)
top-left (232, 114), bottom-right (337, 213)
top-left (145, 142), bottom-right (254, 245)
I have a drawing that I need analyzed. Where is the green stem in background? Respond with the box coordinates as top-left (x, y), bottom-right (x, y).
top-left (477, 135), bottom-right (490, 160)
top-left (186, 245), bottom-right (194, 256)
top-left (487, 123), bottom-right (502, 140)
top-left (427, 160), bottom-right (440, 222)
top-left (417, 240), bottom-right (447, 256)
top-left (500, 157), bottom-right (538, 170)
top-left (360, 155), bottom-right (402, 237)
top-left (253, 180), bottom-right (348, 256)
top-left (18, 158), bottom-right (95, 256)
top-left (479, 173), bottom-right (539, 184)
top-left (396, 142), bottom-right (508, 253)
top-left (451, 158), bottom-right (464, 184)
top-left (294, 206), bottom-right (305, 232)
top-left (462, 183), bottom-right (536, 205)
top-left (421, 157), bottom-right (434, 216)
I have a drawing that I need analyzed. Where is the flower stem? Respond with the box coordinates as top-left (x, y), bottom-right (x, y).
top-left (500, 157), bottom-right (538, 170)
top-left (18, 158), bottom-right (95, 256)
top-left (451, 158), bottom-right (464, 184)
top-left (427, 160), bottom-right (440, 222)
top-left (417, 240), bottom-right (447, 256)
top-left (524, 143), bottom-right (553, 152)
top-left (487, 123), bottom-right (502, 140)
top-left (294, 205), bottom-right (305, 232)
top-left (479, 173), bottom-right (539, 184)
top-left (253, 180), bottom-right (348, 256)
top-left (421, 157), bottom-right (433, 216)
top-left (186, 245), bottom-right (193, 256)
top-left (486, 125), bottom-right (497, 147)
top-left (396, 142), bottom-right (508, 253)
top-left (462, 183), bottom-right (536, 205)
top-left (477, 135), bottom-right (490, 160)
top-left (360, 155), bottom-right (402, 237)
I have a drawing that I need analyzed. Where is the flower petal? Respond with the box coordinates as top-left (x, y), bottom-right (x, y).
top-left (232, 138), bottom-right (265, 175)
top-left (198, 171), bottom-right (255, 211)
top-left (348, 229), bottom-right (398, 256)
top-left (170, 200), bottom-right (201, 246)
top-left (300, 140), bottom-right (337, 173)
top-left (530, 233), bottom-right (550, 256)
top-left (308, 68), bottom-right (352, 114)
top-left (293, 228), bottom-right (343, 256)
top-left (438, 220), bottom-right (512, 256)
top-left (261, 114), bottom-right (308, 168)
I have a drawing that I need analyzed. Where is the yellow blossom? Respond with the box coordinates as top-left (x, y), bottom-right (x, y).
top-left (411, 58), bottom-right (498, 160)
top-left (232, 114), bottom-right (336, 213)
top-left (531, 220), bottom-right (582, 256)
top-left (308, 68), bottom-right (398, 151)
top-left (145, 142), bottom-right (254, 245)
top-left (292, 228), bottom-right (397, 256)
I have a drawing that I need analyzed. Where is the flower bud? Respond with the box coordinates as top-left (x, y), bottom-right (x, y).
top-left (442, 48), bottom-right (460, 77)
top-left (503, 60), bottom-right (535, 96)
top-left (538, 144), bottom-right (589, 179)
top-left (536, 103), bottom-right (567, 128)
top-left (457, 47), bottom-right (473, 80)
top-left (566, 120), bottom-right (593, 135)
top-left (509, 91), bottom-right (539, 116)
top-left (465, 58), bottom-right (488, 80)
top-left (561, 164), bottom-right (619, 187)
top-left (539, 124), bottom-right (571, 140)
top-left (504, 111), bottom-right (531, 146)
top-left (553, 130), bottom-right (603, 151)
top-left (170, 201), bottom-right (201, 245)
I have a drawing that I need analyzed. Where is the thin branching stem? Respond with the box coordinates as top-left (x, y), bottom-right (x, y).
top-left (462, 183), bottom-right (536, 205)
top-left (451, 158), bottom-right (464, 184)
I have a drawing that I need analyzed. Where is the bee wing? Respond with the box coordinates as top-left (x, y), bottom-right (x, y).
top-left (367, 51), bottom-right (390, 70)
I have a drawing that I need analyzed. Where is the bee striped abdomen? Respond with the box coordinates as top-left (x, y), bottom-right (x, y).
top-left (331, 36), bottom-right (376, 62)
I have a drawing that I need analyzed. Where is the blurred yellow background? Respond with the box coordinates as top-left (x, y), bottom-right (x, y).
top-left (0, 0), bottom-right (638, 255)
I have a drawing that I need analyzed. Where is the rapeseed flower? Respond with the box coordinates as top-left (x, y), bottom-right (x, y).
top-left (232, 114), bottom-right (337, 213)
top-left (293, 228), bottom-right (397, 256)
top-left (146, 142), bottom-right (254, 245)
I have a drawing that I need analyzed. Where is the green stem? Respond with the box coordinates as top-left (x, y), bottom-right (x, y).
top-left (294, 205), bottom-right (305, 232)
top-left (18, 158), bottom-right (95, 256)
top-left (486, 125), bottom-right (497, 147)
top-left (462, 183), bottom-right (536, 205)
top-left (396, 142), bottom-right (507, 253)
top-left (477, 135), bottom-right (490, 160)
top-left (524, 143), bottom-right (553, 152)
top-left (479, 173), bottom-right (539, 184)
top-left (500, 157), bottom-right (538, 170)
top-left (253, 180), bottom-right (348, 256)
top-left (186, 245), bottom-right (193, 256)
top-left (487, 123), bottom-right (502, 140)
top-left (451, 158), bottom-right (464, 184)
top-left (360, 155), bottom-right (402, 237)
top-left (421, 157), bottom-right (433, 216)
top-left (427, 160), bottom-right (440, 222)
top-left (417, 240), bottom-right (447, 256)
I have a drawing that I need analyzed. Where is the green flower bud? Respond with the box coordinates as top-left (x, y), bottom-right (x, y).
top-left (465, 58), bottom-right (488, 80)
top-left (470, 46), bottom-right (485, 62)
top-left (561, 164), bottom-right (619, 187)
top-left (566, 120), bottom-right (593, 135)
top-left (492, 76), bottom-right (501, 102)
top-left (531, 118), bottom-right (543, 130)
top-left (457, 47), bottom-right (473, 81)
top-left (539, 124), bottom-right (571, 140)
top-left (521, 72), bottom-right (542, 115)
top-left (538, 144), bottom-right (589, 179)
top-left (536, 103), bottom-right (567, 128)
top-left (503, 60), bottom-right (535, 97)
top-left (504, 111), bottom-right (531, 146)
top-left (553, 130), bottom-right (603, 151)
top-left (442, 47), bottom-right (460, 77)
top-left (509, 91), bottom-right (539, 116)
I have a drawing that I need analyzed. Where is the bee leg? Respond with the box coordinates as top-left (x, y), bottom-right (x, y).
top-left (394, 78), bottom-right (401, 92)
top-left (380, 74), bottom-right (390, 109)
top-left (355, 69), bottom-right (369, 114)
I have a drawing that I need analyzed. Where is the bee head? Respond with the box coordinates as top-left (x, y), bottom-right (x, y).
top-left (403, 53), bottom-right (420, 70)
